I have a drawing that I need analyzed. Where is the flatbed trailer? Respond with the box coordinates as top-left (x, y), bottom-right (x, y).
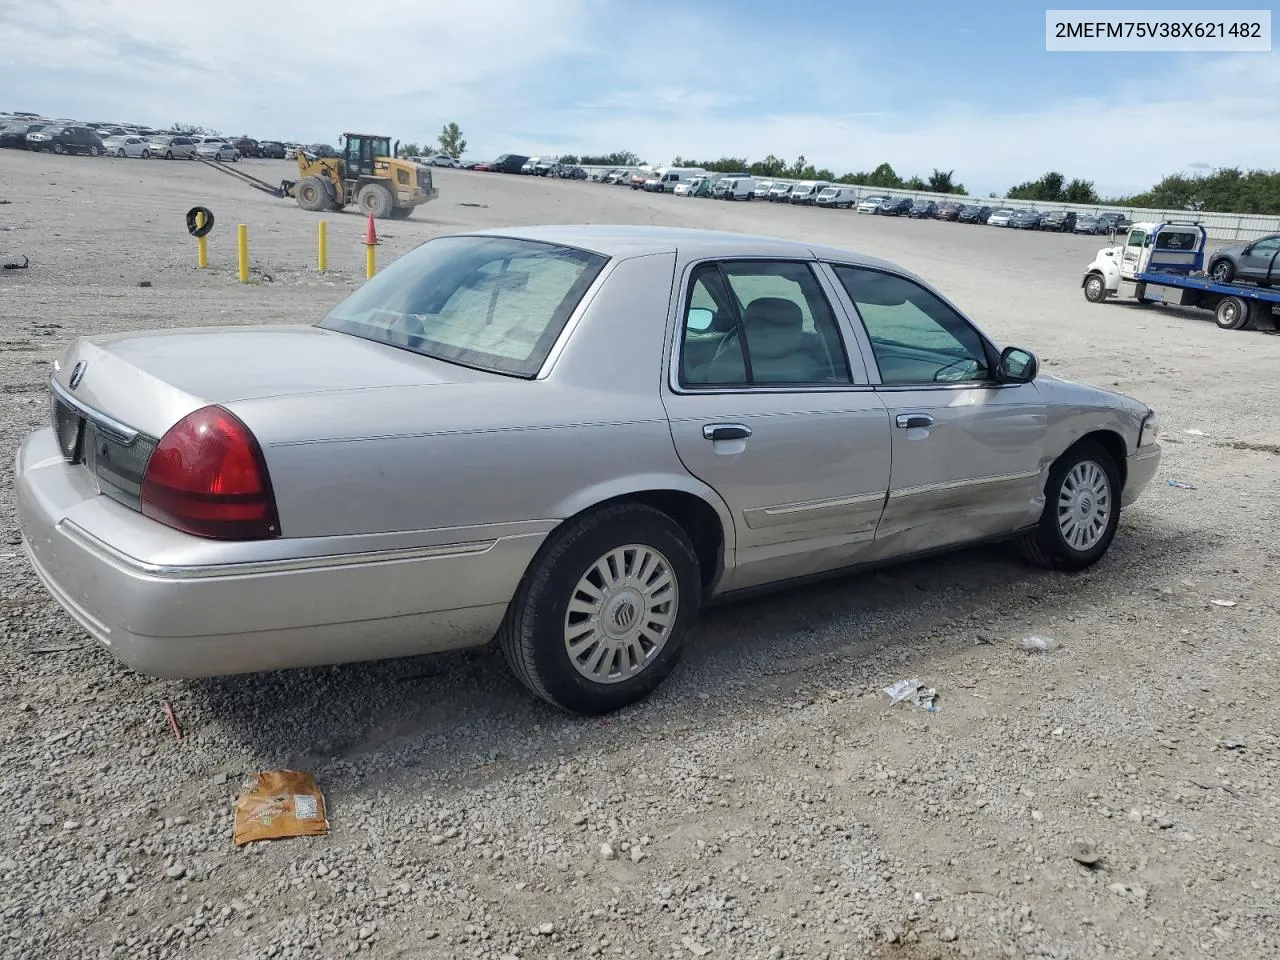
top-left (1081, 220), bottom-right (1280, 331)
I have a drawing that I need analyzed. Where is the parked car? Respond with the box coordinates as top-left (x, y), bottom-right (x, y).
top-left (1009, 209), bottom-right (1043, 230)
top-left (767, 181), bottom-right (794, 202)
top-left (305, 143), bottom-right (337, 158)
top-left (16, 225), bottom-right (1161, 715)
top-left (816, 186), bottom-right (857, 209)
top-left (789, 182), bottom-right (830, 205)
top-left (24, 125), bottom-right (104, 156)
top-left (426, 154), bottom-right (458, 167)
top-left (856, 195), bottom-right (888, 213)
top-left (877, 197), bottom-right (913, 216)
top-left (957, 204), bottom-right (993, 224)
top-left (1039, 210), bottom-right (1077, 232)
top-left (908, 200), bottom-right (938, 219)
top-left (1095, 212), bottom-right (1130, 234)
top-left (146, 135), bottom-right (200, 160)
top-left (933, 201), bottom-right (962, 221)
top-left (714, 176), bottom-right (757, 200)
top-left (606, 170), bottom-right (630, 185)
top-left (195, 141), bottom-right (240, 162)
top-left (1206, 233), bottom-right (1280, 285)
top-left (259, 141), bottom-right (287, 159)
top-left (0, 122), bottom-right (46, 148)
top-left (987, 208), bottom-right (1017, 227)
top-left (559, 165), bottom-right (588, 180)
top-left (102, 136), bottom-right (152, 159)
top-left (1074, 215), bottom-right (1104, 234)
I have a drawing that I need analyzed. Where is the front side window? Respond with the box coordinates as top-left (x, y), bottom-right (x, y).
top-left (680, 261), bottom-right (851, 387)
top-left (833, 265), bottom-right (991, 385)
top-left (1126, 229), bottom-right (1147, 248)
top-left (319, 236), bottom-right (608, 377)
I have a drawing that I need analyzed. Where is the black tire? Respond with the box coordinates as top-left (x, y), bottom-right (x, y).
top-left (498, 501), bottom-right (701, 715)
top-left (165, 150), bottom-right (173, 159)
top-left (357, 182), bottom-right (396, 218)
top-left (53, 142), bottom-right (65, 155)
top-left (1215, 296), bottom-right (1251, 331)
top-left (89, 146), bottom-right (101, 156)
top-left (1016, 440), bottom-right (1121, 571)
top-left (295, 176), bottom-right (329, 212)
top-left (1209, 259), bottom-right (1235, 284)
top-left (142, 149), bottom-right (150, 159)
top-left (116, 149), bottom-right (126, 158)
top-left (1083, 272), bottom-right (1107, 303)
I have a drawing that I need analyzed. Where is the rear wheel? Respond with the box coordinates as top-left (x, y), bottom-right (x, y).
top-left (53, 143), bottom-right (65, 155)
top-left (295, 176), bottom-right (329, 212)
top-left (116, 148), bottom-right (126, 158)
top-left (1210, 259), bottom-right (1235, 283)
top-left (89, 145), bottom-right (101, 156)
top-left (498, 502), bottom-right (701, 715)
top-left (1017, 440), bottom-right (1120, 571)
top-left (1215, 296), bottom-right (1251, 331)
top-left (165, 150), bottom-right (173, 159)
top-left (357, 182), bottom-right (396, 218)
top-left (1083, 272), bottom-right (1107, 303)
top-left (141, 149), bottom-right (150, 159)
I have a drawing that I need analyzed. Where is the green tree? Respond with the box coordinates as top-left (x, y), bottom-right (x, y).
top-left (867, 162), bottom-right (903, 188)
top-left (1063, 178), bottom-right (1099, 204)
top-left (1007, 171), bottom-right (1066, 202)
top-left (927, 168), bottom-right (956, 194)
top-left (171, 121), bottom-right (213, 136)
top-left (578, 151), bottom-right (642, 166)
top-left (399, 142), bottom-right (423, 157)
top-left (904, 176), bottom-right (926, 191)
top-left (437, 122), bottom-right (466, 159)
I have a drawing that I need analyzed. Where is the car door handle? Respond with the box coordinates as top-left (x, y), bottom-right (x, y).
top-left (703, 423), bottom-right (752, 442)
top-left (895, 414), bottom-right (935, 429)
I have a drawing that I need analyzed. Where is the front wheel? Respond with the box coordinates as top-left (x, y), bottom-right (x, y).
top-left (53, 143), bottom-right (65, 155)
top-left (141, 150), bottom-right (150, 159)
top-left (1210, 259), bottom-right (1235, 284)
top-left (1083, 272), bottom-right (1107, 303)
top-left (498, 502), bottom-right (701, 714)
top-left (165, 150), bottom-right (173, 159)
top-left (116, 149), bottom-right (126, 158)
top-left (1017, 440), bottom-right (1120, 571)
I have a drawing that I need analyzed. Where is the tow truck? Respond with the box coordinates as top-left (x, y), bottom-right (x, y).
top-left (1081, 220), bottom-right (1280, 331)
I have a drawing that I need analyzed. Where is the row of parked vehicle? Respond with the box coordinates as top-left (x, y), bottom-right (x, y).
top-left (566, 166), bottom-right (1133, 236)
top-left (0, 113), bottom-right (338, 164)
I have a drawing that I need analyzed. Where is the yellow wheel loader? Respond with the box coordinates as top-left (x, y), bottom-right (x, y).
top-left (195, 132), bottom-right (438, 220)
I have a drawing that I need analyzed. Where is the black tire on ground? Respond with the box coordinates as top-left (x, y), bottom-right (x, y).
top-left (498, 501), bottom-right (702, 715)
top-left (1215, 295), bottom-right (1251, 331)
top-left (1016, 439), bottom-right (1121, 572)
top-left (295, 177), bottom-right (329, 212)
top-left (388, 206), bottom-right (413, 219)
top-left (53, 143), bottom-right (65, 155)
top-left (1209, 259), bottom-right (1235, 284)
top-left (89, 146), bottom-right (101, 156)
top-left (141, 150), bottom-right (150, 159)
top-left (357, 182), bottom-right (396, 218)
top-left (1083, 272), bottom-right (1108, 303)
top-left (116, 149), bottom-right (125, 158)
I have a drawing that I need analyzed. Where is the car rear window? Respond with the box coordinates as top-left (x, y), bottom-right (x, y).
top-left (318, 236), bottom-right (609, 377)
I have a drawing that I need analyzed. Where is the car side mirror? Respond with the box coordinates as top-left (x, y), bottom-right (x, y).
top-left (1241, 245), bottom-right (1253, 255)
top-left (997, 346), bottom-right (1038, 384)
top-left (686, 307), bottom-right (714, 332)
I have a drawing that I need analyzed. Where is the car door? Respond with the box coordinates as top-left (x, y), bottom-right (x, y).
top-left (1120, 227), bottom-right (1147, 280)
top-left (828, 263), bottom-right (1048, 559)
top-left (662, 259), bottom-right (893, 592)
top-left (1237, 235), bottom-right (1280, 282)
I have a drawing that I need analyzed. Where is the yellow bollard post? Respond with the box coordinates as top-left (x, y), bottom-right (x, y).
top-left (317, 221), bottom-right (328, 272)
top-left (237, 224), bottom-right (249, 283)
top-left (364, 214), bottom-right (378, 279)
top-left (196, 211), bottom-right (208, 269)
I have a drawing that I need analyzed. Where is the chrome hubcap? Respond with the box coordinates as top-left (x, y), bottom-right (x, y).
top-left (563, 544), bottom-right (678, 684)
top-left (1058, 460), bottom-right (1111, 551)
top-left (1086, 278), bottom-right (1102, 298)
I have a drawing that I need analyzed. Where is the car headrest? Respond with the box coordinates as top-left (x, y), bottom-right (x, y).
top-left (743, 297), bottom-right (804, 359)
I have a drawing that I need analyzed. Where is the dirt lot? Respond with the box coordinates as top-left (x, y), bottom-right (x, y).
top-left (1, 151), bottom-right (1279, 960)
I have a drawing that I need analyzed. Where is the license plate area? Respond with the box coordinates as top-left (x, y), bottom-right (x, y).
top-left (52, 397), bottom-right (85, 463)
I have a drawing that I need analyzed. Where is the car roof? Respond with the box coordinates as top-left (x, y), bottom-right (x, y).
top-left (462, 224), bottom-right (908, 274)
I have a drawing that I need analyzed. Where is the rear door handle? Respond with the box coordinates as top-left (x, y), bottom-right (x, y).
top-left (895, 414), bottom-right (935, 429)
top-left (703, 423), bottom-right (752, 442)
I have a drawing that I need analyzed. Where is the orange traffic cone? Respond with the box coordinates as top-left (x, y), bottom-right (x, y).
top-left (364, 213), bottom-right (379, 246)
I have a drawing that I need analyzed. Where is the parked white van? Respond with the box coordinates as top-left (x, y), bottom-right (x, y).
top-left (788, 181), bottom-right (831, 205)
top-left (816, 186), bottom-right (857, 209)
top-left (767, 181), bottom-right (794, 201)
top-left (753, 179), bottom-right (775, 199)
top-left (644, 166), bottom-right (706, 193)
top-left (715, 176), bottom-right (757, 200)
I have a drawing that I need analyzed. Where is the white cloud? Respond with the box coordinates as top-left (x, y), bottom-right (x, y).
top-left (2, 3), bottom-right (1277, 196)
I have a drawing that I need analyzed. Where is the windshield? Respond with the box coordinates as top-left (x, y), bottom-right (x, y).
top-left (318, 236), bottom-right (609, 377)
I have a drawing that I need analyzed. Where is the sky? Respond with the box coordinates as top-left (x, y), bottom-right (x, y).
top-left (1, 0), bottom-right (1277, 196)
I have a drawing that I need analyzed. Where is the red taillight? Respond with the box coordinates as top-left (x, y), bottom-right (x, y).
top-left (141, 405), bottom-right (280, 540)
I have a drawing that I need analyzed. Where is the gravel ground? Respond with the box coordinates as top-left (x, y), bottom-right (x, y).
top-left (1, 152), bottom-right (1279, 960)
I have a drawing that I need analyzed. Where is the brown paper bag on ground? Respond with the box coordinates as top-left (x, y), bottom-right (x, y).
top-left (233, 770), bottom-right (329, 846)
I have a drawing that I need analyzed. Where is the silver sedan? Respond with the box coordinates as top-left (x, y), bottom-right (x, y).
top-left (194, 140), bottom-right (240, 161)
top-left (16, 226), bottom-right (1161, 714)
top-left (101, 136), bottom-right (151, 159)
top-left (146, 135), bottom-right (200, 160)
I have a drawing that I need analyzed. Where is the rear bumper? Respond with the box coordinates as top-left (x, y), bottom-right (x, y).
top-left (16, 428), bottom-right (547, 678)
